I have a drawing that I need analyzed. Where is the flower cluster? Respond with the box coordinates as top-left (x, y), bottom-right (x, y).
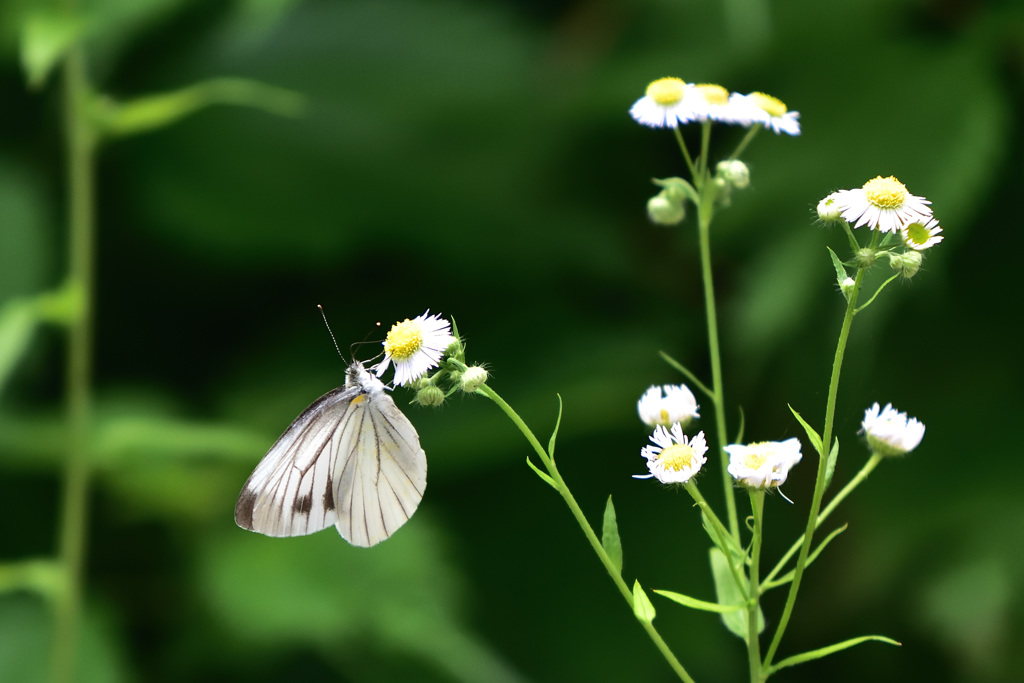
top-left (630, 78), bottom-right (800, 136)
top-left (820, 176), bottom-right (943, 255)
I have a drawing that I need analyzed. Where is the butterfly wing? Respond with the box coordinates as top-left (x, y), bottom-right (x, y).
top-left (332, 390), bottom-right (427, 547)
top-left (235, 386), bottom-right (359, 537)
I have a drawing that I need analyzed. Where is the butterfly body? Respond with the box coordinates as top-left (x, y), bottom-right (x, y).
top-left (235, 362), bottom-right (427, 547)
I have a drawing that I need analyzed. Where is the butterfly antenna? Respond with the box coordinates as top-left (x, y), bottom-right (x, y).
top-left (318, 305), bottom-right (345, 360)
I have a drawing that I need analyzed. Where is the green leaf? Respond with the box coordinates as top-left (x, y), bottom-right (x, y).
top-left (0, 299), bottom-right (38, 397)
top-left (525, 456), bottom-right (557, 490)
top-left (631, 581), bottom-right (656, 623)
top-left (547, 394), bottom-right (563, 460)
top-left (601, 496), bottom-right (623, 575)
top-left (762, 525), bottom-right (848, 591)
top-left (92, 78), bottom-right (305, 138)
top-left (824, 437), bottom-right (839, 490)
top-left (19, 11), bottom-right (86, 90)
top-left (767, 635), bottom-right (900, 675)
top-left (654, 589), bottom-right (744, 614)
top-left (0, 559), bottom-right (63, 599)
top-left (788, 404), bottom-right (822, 455)
top-left (710, 547), bottom-right (763, 641)
top-left (827, 247), bottom-right (848, 289)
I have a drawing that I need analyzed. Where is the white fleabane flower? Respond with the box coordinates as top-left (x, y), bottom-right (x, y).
top-left (861, 403), bottom-right (925, 456)
top-left (637, 384), bottom-right (700, 428)
top-left (832, 176), bottom-right (932, 233)
top-left (725, 438), bottom-right (802, 489)
top-left (635, 425), bottom-right (707, 484)
top-left (375, 310), bottom-right (456, 386)
top-left (689, 84), bottom-right (762, 126)
top-left (902, 217), bottom-right (944, 251)
top-left (740, 92), bottom-right (801, 135)
top-left (630, 77), bottom-right (702, 128)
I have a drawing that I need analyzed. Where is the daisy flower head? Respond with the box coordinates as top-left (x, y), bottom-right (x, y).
top-left (740, 92), bottom-right (801, 135)
top-left (832, 176), bottom-right (932, 233)
top-left (861, 402), bottom-right (925, 456)
top-left (630, 77), bottom-right (702, 128)
top-left (637, 384), bottom-right (700, 428)
top-left (725, 438), bottom-right (803, 489)
top-left (635, 425), bottom-right (707, 485)
top-left (375, 310), bottom-right (456, 386)
top-left (688, 84), bottom-right (762, 126)
top-left (902, 217), bottom-right (944, 251)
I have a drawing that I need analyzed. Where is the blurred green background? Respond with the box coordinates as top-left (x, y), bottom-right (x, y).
top-left (1, 0), bottom-right (1022, 681)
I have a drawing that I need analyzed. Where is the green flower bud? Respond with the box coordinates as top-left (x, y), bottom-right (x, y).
top-left (716, 160), bottom-right (750, 189)
top-left (816, 192), bottom-right (843, 223)
top-left (652, 177), bottom-right (690, 204)
top-left (415, 385), bottom-right (446, 407)
top-left (647, 192), bottom-right (685, 226)
top-left (855, 248), bottom-right (877, 268)
top-left (889, 250), bottom-right (923, 279)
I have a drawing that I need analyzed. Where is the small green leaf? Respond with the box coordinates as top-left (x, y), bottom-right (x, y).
top-left (92, 78), bottom-right (305, 138)
top-left (547, 394), bottom-right (563, 461)
top-left (788, 405), bottom-right (822, 455)
top-left (20, 11), bottom-right (85, 90)
top-left (524, 457), bottom-right (557, 490)
top-left (0, 299), bottom-right (38, 397)
top-left (654, 589), bottom-right (744, 613)
top-left (824, 437), bottom-right (839, 490)
top-left (601, 496), bottom-right (623, 575)
top-left (632, 581), bottom-right (656, 623)
top-left (827, 247), bottom-right (848, 288)
top-left (767, 635), bottom-right (900, 675)
top-left (710, 547), bottom-right (763, 641)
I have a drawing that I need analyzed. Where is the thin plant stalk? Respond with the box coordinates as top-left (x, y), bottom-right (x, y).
top-left (476, 383), bottom-right (695, 683)
top-left (51, 29), bottom-right (96, 683)
top-left (762, 264), bottom-right (867, 668)
top-left (746, 490), bottom-right (765, 682)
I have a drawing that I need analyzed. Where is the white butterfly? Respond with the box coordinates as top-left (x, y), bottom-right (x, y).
top-left (235, 361), bottom-right (427, 547)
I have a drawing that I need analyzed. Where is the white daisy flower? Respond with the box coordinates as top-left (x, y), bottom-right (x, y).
top-left (629, 77), bottom-right (702, 128)
top-left (375, 310), bottom-right (456, 386)
top-left (688, 84), bottom-right (763, 126)
top-left (725, 438), bottom-right (803, 489)
top-left (902, 217), bottom-right (944, 250)
top-left (637, 384), bottom-right (699, 428)
top-left (832, 176), bottom-right (932, 233)
top-left (861, 402), bottom-right (925, 456)
top-left (634, 425), bottom-right (707, 484)
top-left (739, 92), bottom-right (801, 135)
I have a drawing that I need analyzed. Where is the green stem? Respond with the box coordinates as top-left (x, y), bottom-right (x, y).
top-left (762, 454), bottom-right (883, 587)
top-left (747, 490), bottom-right (765, 683)
top-left (51, 31), bottom-right (96, 683)
top-left (672, 127), bottom-right (698, 183)
top-left (476, 384), bottom-right (694, 683)
top-left (761, 266), bottom-right (866, 668)
top-left (697, 198), bottom-right (739, 540)
top-left (729, 125), bottom-right (761, 160)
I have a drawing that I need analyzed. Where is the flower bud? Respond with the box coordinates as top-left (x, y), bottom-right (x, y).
top-left (716, 160), bottom-right (750, 189)
top-left (652, 177), bottom-right (690, 204)
top-left (854, 248), bottom-right (876, 268)
top-left (647, 192), bottom-right (685, 226)
top-left (460, 366), bottom-right (488, 393)
top-left (839, 277), bottom-right (856, 300)
top-left (816, 192), bottom-right (843, 223)
top-left (415, 385), bottom-right (446, 407)
top-left (889, 250), bottom-right (922, 279)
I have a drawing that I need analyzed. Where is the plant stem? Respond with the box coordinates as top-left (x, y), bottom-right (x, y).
top-left (761, 266), bottom-right (865, 668)
top-left (696, 199), bottom-right (739, 540)
top-left (476, 384), bottom-right (694, 683)
top-left (51, 31), bottom-right (96, 683)
top-left (747, 490), bottom-right (765, 683)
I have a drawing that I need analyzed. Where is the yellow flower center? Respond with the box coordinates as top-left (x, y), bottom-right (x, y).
top-left (646, 78), bottom-right (687, 105)
top-left (742, 452), bottom-right (767, 470)
top-left (747, 92), bottom-right (787, 117)
top-left (862, 176), bottom-right (908, 209)
top-left (659, 408), bottom-right (670, 424)
top-left (384, 319), bottom-right (423, 361)
top-left (696, 83), bottom-right (729, 105)
top-left (658, 444), bottom-right (695, 472)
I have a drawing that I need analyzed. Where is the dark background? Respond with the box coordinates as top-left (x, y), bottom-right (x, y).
top-left (1, 0), bottom-right (1022, 681)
